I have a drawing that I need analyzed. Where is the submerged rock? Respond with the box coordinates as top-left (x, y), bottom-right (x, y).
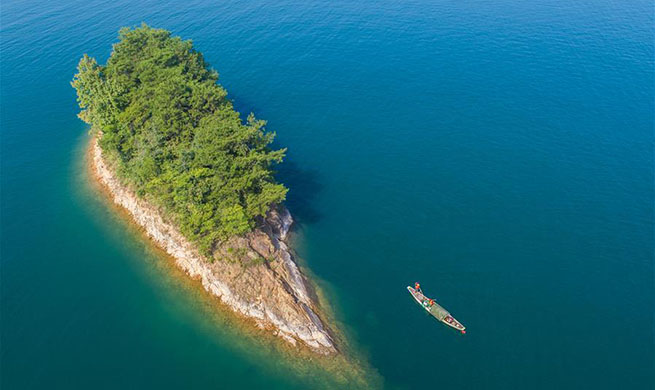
top-left (91, 137), bottom-right (336, 354)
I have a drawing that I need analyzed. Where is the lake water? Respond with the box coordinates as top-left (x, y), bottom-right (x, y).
top-left (1, 0), bottom-right (653, 388)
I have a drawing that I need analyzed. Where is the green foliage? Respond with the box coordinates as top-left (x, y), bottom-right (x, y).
top-left (72, 24), bottom-right (287, 255)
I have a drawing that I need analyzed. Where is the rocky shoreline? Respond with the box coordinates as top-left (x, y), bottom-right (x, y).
top-left (89, 136), bottom-right (336, 354)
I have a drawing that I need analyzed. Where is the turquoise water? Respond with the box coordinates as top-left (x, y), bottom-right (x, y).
top-left (1, 0), bottom-right (653, 388)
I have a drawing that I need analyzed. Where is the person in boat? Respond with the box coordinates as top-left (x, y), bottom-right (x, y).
top-left (420, 296), bottom-right (435, 309)
top-left (414, 282), bottom-right (421, 293)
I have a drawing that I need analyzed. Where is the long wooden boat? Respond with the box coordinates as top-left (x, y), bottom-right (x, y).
top-left (407, 286), bottom-right (466, 333)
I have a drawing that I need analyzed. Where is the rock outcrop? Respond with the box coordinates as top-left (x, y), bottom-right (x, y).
top-left (91, 137), bottom-right (335, 354)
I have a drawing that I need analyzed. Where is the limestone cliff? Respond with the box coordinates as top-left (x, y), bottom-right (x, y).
top-left (91, 137), bottom-right (335, 354)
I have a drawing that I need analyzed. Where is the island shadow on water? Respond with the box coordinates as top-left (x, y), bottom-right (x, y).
top-left (231, 96), bottom-right (323, 226)
top-left (276, 160), bottom-right (323, 226)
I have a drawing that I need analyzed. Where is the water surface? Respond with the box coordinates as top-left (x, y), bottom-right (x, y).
top-left (1, 0), bottom-right (653, 388)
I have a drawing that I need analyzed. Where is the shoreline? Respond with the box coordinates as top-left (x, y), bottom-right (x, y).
top-left (86, 134), bottom-right (337, 355)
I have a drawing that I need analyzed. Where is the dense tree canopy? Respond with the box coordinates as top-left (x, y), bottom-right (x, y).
top-left (72, 25), bottom-right (287, 255)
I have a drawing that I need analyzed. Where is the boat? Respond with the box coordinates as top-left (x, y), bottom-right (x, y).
top-left (407, 285), bottom-right (466, 333)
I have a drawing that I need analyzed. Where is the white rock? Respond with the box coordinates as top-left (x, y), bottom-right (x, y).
top-left (91, 137), bottom-right (335, 354)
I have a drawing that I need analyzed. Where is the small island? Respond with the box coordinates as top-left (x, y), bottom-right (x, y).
top-left (73, 25), bottom-right (335, 354)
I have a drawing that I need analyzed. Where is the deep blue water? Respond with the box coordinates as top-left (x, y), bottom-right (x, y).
top-left (1, 1), bottom-right (653, 388)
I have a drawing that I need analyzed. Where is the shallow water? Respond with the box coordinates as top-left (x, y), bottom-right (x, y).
top-left (1, 0), bottom-right (653, 388)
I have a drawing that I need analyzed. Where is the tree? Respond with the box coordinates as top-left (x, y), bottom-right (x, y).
top-left (72, 24), bottom-right (288, 256)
